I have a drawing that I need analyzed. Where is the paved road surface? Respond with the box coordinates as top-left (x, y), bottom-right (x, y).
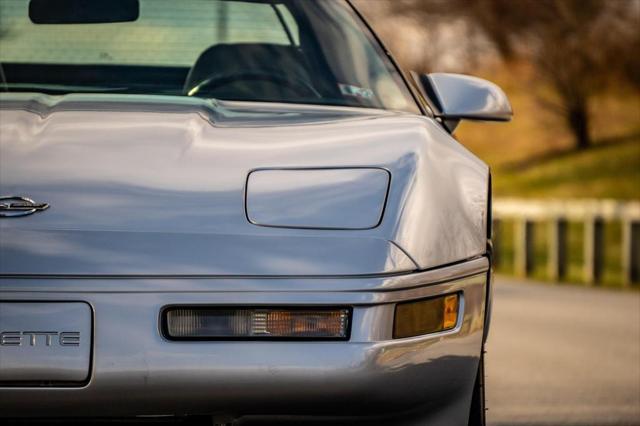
top-left (486, 277), bottom-right (640, 425)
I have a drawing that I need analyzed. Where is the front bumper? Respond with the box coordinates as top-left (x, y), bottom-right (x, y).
top-left (0, 257), bottom-right (489, 424)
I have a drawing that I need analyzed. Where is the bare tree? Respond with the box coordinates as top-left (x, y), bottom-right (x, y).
top-left (373, 0), bottom-right (640, 150)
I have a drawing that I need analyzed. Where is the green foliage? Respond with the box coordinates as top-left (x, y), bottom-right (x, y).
top-left (493, 139), bottom-right (640, 200)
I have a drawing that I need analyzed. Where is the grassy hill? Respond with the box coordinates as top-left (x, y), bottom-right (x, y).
top-left (455, 65), bottom-right (640, 201)
top-left (453, 65), bottom-right (639, 287)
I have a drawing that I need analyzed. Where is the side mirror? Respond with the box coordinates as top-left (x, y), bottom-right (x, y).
top-left (416, 72), bottom-right (513, 132)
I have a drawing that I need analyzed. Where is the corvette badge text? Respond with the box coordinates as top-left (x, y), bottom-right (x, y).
top-left (0, 331), bottom-right (81, 346)
top-left (0, 196), bottom-right (49, 218)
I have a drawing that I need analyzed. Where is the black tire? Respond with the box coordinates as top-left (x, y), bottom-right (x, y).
top-left (468, 348), bottom-right (486, 426)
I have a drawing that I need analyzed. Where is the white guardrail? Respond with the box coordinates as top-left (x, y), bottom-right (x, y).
top-left (492, 198), bottom-right (640, 286)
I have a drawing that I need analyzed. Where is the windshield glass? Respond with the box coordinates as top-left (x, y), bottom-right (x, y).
top-left (0, 0), bottom-right (419, 113)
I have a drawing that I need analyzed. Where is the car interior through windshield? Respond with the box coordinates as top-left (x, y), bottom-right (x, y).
top-left (0, 0), bottom-right (419, 113)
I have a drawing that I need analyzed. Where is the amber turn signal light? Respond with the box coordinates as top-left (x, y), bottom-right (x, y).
top-left (393, 293), bottom-right (459, 339)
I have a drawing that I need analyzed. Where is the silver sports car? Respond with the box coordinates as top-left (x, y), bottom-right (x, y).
top-left (0, 1), bottom-right (511, 425)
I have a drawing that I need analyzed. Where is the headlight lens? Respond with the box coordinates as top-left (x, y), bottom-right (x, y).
top-left (393, 293), bottom-right (459, 339)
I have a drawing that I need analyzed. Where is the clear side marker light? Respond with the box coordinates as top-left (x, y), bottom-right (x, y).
top-left (164, 307), bottom-right (350, 340)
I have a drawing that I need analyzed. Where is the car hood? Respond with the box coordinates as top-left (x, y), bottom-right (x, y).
top-left (0, 93), bottom-right (488, 277)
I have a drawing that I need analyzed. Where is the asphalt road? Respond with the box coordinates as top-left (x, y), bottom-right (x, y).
top-left (486, 277), bottom-right (640, 426)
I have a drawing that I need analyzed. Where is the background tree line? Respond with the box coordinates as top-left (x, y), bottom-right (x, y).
top-left (357, 0), bottom-right (640, 151)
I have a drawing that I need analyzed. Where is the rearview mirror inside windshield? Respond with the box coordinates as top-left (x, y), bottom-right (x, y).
top-left (29, 0), bottom-right (139, 24)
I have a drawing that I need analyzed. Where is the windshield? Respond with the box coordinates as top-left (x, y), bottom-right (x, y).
top-left (0, 0), bottom-right (419, 113)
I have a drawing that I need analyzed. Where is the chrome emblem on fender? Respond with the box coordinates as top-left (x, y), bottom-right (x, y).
top-left (0, 196), bottom-right (49, 218)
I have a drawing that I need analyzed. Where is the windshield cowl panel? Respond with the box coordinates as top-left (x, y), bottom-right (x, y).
top-left (0, 0), bottom-right (420, 114)
top-left (0, 92), bottom-right (410, 128)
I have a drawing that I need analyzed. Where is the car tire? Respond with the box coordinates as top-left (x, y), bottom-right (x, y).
top-left (467, 348), bottom-right (486, 426)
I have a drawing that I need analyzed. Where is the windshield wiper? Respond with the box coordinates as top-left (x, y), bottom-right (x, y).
top-left (3, 83), bottom-right (130, 94)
